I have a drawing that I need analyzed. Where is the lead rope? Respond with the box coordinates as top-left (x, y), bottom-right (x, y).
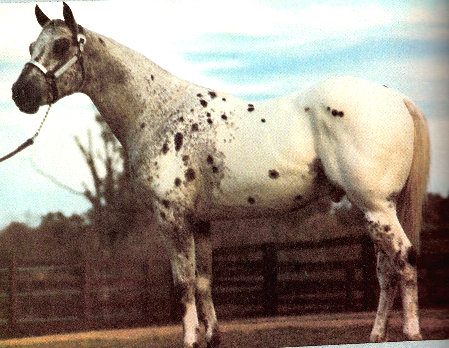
top-left (0, 104), bottom-right (52, 163)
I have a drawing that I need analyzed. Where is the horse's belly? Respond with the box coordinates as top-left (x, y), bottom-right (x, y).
top-left (197, 98), bottom-right (320, 220)
top-left (202, 168), bottom-right (317, 220)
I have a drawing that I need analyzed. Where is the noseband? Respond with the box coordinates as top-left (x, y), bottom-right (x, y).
top-left (27, 26), bottom-right (86, 104)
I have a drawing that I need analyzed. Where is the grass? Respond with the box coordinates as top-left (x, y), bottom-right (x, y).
top-left (0, 310), bottom-right (448, 348)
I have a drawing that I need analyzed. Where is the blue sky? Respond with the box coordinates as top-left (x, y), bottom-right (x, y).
top-left (0, 0), bottom-right (448, 228)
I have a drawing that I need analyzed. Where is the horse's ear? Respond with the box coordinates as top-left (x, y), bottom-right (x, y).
top-left (63, 2), bottom-right (78, 35)
top-left (35, 5), bottom-right (50, 27)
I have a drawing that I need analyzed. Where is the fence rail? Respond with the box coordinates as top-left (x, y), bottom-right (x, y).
top-left (0, 231), bottom-right (448, 339)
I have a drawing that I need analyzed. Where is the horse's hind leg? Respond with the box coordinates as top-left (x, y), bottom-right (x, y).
top-left (371, 248), bottom-right (399, 342)
top-left (193, 221), bottom-right (221, 348)
top-left (365, 207), bottom-right (422, 342)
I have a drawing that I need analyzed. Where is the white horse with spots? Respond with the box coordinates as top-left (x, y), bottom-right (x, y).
top-left (12, 4), bottom-right (430, 348)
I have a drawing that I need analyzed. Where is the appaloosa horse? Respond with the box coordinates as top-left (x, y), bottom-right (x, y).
top-left (12, 4), bottom-right (430, 347)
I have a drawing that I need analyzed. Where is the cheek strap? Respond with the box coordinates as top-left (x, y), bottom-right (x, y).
top-left (26, 31), bottom-right (86, 103)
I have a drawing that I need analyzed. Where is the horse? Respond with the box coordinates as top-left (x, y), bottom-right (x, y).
top-left (11, 4), bottom-right (430, 348)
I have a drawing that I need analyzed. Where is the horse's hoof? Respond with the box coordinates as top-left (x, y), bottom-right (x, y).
top-left (405, 333), bottom-right (423, 341)
top-left (184, 343), bottom-right (200, 348)
top-left (370, 333), bottom-right (387, 343)
top-left (207, 327), bottom-right (222, 348)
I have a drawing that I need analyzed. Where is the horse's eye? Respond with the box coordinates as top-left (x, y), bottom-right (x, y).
top-left (29, 42), bottom-right (35, 55)
top-left (52, 38), bottom-right (71, 56)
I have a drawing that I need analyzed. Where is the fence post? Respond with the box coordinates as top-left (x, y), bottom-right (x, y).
top-left (361, 236), bottom-right (378, 311)
top-left (344, 265), bottom-right (355, 311)
top-left (8, 253), bottom-right (18, 335)
top-left (82, 259), bottom-right (92, 329)
top-left (262, 243), bottom-right (278, 316)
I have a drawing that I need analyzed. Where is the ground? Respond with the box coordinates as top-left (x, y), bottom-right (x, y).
top-left (0, 309), bottom-right (448, 348)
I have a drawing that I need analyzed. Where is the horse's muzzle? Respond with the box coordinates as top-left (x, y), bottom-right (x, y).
top-left (12, 66), bottom-right (48, 114)
top-left (12, 82), bottom-right (40, 114)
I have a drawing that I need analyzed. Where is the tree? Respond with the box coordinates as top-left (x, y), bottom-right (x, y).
top-left (423, 192), bottom-right (449, 230)
top-left (75, 114), bottom-right (150, 248)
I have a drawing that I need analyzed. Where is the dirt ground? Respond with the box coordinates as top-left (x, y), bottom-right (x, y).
top-left (0, 309), bottom-right (448, 348)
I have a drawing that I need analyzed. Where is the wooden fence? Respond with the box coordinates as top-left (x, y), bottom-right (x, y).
top-left (0, 232), bottom-right (448, 339)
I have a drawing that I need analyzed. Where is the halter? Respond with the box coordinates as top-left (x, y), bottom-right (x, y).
top-left (27, 26), bottom-right (86, 104)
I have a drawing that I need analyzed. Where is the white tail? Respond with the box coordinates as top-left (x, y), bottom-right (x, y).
top-left (397, 99), bottom-right (431, 252)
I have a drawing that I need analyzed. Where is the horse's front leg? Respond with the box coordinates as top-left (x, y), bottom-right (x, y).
top-left (193, 221), bottom-right (221, 348)
top-left (156, 211), bottom-right (200, 348)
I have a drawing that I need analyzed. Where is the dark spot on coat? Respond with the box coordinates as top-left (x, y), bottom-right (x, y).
top-left (247, 197), bottom-right (255, 204)
top-left (268, 169), bottom-right (280, 179)
top-left (206, 112), bottom-right (211, 117)
top-left (208, 91), bottom-right (217, 99)
top-left (327, 106), bottom-right (331, 111)
top-left (407, 246), bottom-right (418, 267)
top-left (207, 119), bottom-right (213, 125)
top-left (162, 199), bottom-right (170, 208)
top-left (295, 195), bottom-right (302, 201)
top-left (248, 104), bottom-right (255, 112)
top-left (191, 123), bottom-right (199, 132)
top-left (151, 75), bottom-right (154, 81)
top-left (178, 116), bottom-right (185, 122)
top-left (332, 109), bottom-right (344, 117)
top-left (305, 107), bottom-right (310, 112)
top-left (197, 93), bottom-right (203, 98)
top-left (140, 122), bottom-right (146, 129)
top-left (160, 211), bottom-right (166, 220)
top-left (162, 142), bottom-right (169, 154)
top-left (200, 99), bottom-right (208, 107)
top-left (206, 155), bottom-right (214, 164)
top-left (212, 166), bottom-right (218, 173)
top-left (174, 132), bottom-right (183, 151)
top-left (383, 85), bottom-right (388, 88)
top-left (174, 178), bottom-right (182, 187)
top-left (330, 186), bottom-right (345, 203)
top-left (182, 155), bottom-right (189, 164)
top-left (185, 168), bottom-right (196, 182)
top-left (221, 114), bottom-right (227, 120)
top-left (98, 38), bottom-right (105, 45)
top-left (261, 118), bottom-right (266, 123)
top-left (222, 98), bottom-right (226, 101)
top-left (384, 225), bottom-right (391, 232)
top-left (147, 175), bottom-right (153, 182)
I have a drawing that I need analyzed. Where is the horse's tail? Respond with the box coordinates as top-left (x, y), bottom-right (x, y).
top-left (397, 98), bottom-right (431, 252)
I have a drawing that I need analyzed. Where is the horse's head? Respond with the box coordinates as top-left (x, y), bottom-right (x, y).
top-left (12, 2), bottom-right (86, 114)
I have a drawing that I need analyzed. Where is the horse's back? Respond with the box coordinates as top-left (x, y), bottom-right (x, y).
top-left (304, 76), bottom-right (415, 209)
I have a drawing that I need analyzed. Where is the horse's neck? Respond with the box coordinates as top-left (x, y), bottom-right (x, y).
top-left (81, 29), bottom-right (189, 147)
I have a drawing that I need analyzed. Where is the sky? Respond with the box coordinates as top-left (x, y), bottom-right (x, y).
top-left (0, 0), bottom-right (448, 229)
